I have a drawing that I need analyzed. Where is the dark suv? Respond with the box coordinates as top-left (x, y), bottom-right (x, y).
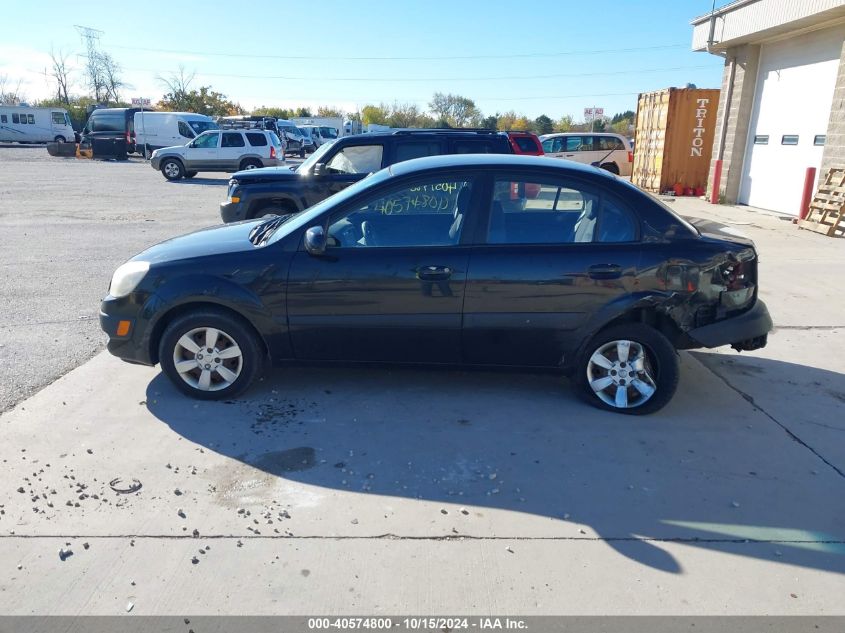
top-left (220, 129), bottom-right (512, 222)
top-left (80, 107), bottom-right (142, 155)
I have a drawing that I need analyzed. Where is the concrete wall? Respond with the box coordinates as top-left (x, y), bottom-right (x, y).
top-left (821, 38), bottom-right (845, 174)
top-left (707, 44), bottom-right (760, 203)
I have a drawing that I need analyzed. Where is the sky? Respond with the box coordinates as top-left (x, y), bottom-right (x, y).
top-left (0, 0), bottom-right (724, 121)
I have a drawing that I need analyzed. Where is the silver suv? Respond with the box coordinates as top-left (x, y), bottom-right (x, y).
top-left (150, 129), bottom-right (283, 181)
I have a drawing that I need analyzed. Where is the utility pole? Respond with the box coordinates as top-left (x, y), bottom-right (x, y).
top-left (75, 25), bottom-right (104, 103)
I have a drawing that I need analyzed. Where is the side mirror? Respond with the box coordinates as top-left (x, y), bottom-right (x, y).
top-left (304, 226), bottom-right (327, 256)
top-left (313, 162), bottom-right (326, 176)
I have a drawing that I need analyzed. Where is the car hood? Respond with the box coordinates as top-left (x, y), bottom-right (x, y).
top-left (232, 165), bottom-right (299, 181)
top-left (131, 220), bottom-right (265, 265)
top-left (154, 145), bottom-right (187, 155)
top-left (684, 216), bottom-right (755, 247)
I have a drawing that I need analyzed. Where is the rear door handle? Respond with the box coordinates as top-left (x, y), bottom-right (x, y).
top-left (588, 264), bottom-right (622, 280)
top-left (417, 265), bottom-right (452, 281)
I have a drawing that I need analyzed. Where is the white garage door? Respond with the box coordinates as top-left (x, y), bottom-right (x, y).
top-left (739, 26), bottom-right (845, 215)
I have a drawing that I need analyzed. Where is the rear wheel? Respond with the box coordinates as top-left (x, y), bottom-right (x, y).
top-left (239, 158), bottom-right (262, 171)
top-left (249, 201), bottom-right (296, 220)
top-left (600, 162), bottom-right (619, 175)
top-left (161, 158), bottom-right (185, 181)
top-left (575, 323), bottom-right (678, 415)
top-left (159, 309), bottom-right (264, 400)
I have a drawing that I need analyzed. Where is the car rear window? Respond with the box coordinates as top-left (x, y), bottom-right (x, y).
top-left (246, 132), bottom-right (267, 147)
top-left (513, 136), bottom-right (539, 152)
top-left (90, 113), bottom-right (126, 133)
top-left (222, 132), bottom-right (245, 147)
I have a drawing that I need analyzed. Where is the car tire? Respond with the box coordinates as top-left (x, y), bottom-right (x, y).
top-left (299, 149), bottom-right (305, 158)
top-left (600, 163), bottom-right (619, 175)
top-left (239, 159), bottom-right (262, 171)
top-left (161, 158), bottom-right (185, 181)
top-left (158, 308), bottom-right (264, 400)
top-left (574, 323), bottom-right (678, 415)
top-left (54, 135), bottom-right (66, 143)
top-left (184, 171), bottom-right (198, 178)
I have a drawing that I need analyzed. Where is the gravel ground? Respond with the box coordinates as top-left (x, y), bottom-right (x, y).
top-left (0, 146), bottom-right (299, 412)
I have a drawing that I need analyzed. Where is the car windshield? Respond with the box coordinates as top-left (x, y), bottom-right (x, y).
top-left (282, 125), bottom-right (300, 136)
top-left (189, 120), bottom-right (218, 134)
top-left (296, 139), bottom-right (336, 173)
top-left (267, 166), bottom-right (393, 245)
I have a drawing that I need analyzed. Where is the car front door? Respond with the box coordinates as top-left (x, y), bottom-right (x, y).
top-left (462, 170), bottom-right (641, 367)
top-left (185, 131), bottom-right (220, 169)
top-left (286, 171), bottom-right (479, 363)
top-left (302, 143), bottom-right (386, 207)
top-left (542, 136), bottom-right (564, 158)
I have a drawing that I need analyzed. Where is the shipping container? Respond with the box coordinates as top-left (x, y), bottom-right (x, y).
top-left (632, 88), bottom-right (720, 194)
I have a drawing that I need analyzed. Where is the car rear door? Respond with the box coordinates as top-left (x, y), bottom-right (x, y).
top-left (286, 170), bottom-right (480, 363)
top-left (462, 170), bottom-right (641, 367)
top-left (219, 132), bottom-right (247, 169)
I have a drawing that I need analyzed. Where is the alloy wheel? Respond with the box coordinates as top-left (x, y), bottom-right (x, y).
top-left (586, 339), bottom-right (657, 409)
top-left (172, 327), bottom-right (243, 391)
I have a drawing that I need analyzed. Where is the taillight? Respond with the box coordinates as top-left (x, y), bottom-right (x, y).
top-left (270, 145), bottom-right (276, 159)
top-left (126, 131), bottom-right (131, 143)
top-left (627, 151), bottom-right (633, 163)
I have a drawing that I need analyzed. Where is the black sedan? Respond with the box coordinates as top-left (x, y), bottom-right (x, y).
top-left (100, 154), bottom-right (772, 414)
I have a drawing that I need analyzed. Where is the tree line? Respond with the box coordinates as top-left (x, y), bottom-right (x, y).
top-left (5, 46), bottom-right (636, 136)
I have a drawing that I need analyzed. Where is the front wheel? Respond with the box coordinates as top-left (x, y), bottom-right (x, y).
top-left (54, 135), bottom-right (66, 143)
top-left (575, 323), bottom-right (678, 415)
top-left (600, 162), bottom-right (619, 175)
top-left (161, 158), bottom-right (184, 180)
top-left (159, 309), bottom-right (264, 400)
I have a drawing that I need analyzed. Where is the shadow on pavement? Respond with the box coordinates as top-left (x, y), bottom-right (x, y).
top-left (145, 354), bottom-right (845, 576)
top-left (169, 177), bottom-right (228, 187)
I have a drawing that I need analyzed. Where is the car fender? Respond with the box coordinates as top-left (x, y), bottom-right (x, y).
top-left (240, 184), bottom-right (305, 215)
top-left (140, 274), bottom-right (291, 363)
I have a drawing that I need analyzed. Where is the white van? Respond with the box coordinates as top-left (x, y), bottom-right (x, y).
top-left (0, 106), bottom-right (75, 143)
top-left (134, 112), bottom-right (218, 154)
top-left (539, 132), bottom-right (634, 176)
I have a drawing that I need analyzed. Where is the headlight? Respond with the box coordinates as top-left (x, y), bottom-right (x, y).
top-left (109, 261), bottom-right (150, 298)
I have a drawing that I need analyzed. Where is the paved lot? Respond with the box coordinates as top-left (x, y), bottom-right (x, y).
top-left (0, 147), bottom-right (300, 412)
top-left (0, 153), bottom-right (844, 614)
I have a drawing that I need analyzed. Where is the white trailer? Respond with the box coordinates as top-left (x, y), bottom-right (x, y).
top-left (0, 106), bottom-right (75, 143)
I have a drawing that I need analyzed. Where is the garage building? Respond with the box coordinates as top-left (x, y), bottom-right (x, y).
top-left (692, 0), bottom-right (845, 215)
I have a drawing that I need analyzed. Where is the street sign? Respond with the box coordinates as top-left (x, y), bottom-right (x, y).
top-left (595, 107), bottom-right (604, 116)
top-left (131, 97), bottom-right (151, 106)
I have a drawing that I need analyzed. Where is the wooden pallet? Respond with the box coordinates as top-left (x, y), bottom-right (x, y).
top-left (798, 168), bottom-right (845, 237)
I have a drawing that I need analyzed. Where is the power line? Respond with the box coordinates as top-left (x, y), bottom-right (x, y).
top-left (116, 64), bottom-right (712, 83)
top-left (108, 42), bottom-right (688, 62)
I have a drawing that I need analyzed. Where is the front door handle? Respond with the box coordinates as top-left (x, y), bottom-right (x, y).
top-left (417, 265), bottom-right (452, 281)
top-left (588, 264), bottom-right (622, 280)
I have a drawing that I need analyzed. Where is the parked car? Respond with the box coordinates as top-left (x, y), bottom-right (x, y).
top-left (276, 119), bottom-right (307, 157)
top-left (298, 126), bottom-right (317, 153)
top-left (101, 154), bottom-right (772, 414)
top-left (0, 105), bottom-right (76, 144)
top-left (81, 107), bottom-right (142, 154)
top-left (134, 111), bottom-right (218, 154)
top-left (298, 124), bottom-right (329, 148)
top-left (150, 129), bottom-right (283, 180)
top-left (220, 129), bottom-right (513, 222)
top-left (506, 131), bottom-right (544, 155)
top-left (540, 132), bottom-right (633, 176)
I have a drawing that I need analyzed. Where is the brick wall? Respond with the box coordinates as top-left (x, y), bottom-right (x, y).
top-left (707, 44), bottom-right (760, 203)
top-left (820, 39), bottom-right (845, 174)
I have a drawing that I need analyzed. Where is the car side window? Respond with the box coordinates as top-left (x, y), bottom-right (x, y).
top-left (541, 138), bottom-right (554, 152)
top-left (52, 112), bottom-right (65, 125)
top-left (326, 177), bottom-right (474, 248)
top-left (486, 177), bottom-right (637, 245)
top-left (565, 136), bottom-right (581, 152)
top-left (326, 144), bottom-right (384, 174)
top-left (178, 121), bottom-right (195, 138)
top-left (394, 141), bottom-right (443, 162)
top-left (579, 136), bottom-right (595, 151)
top-left (246, 132), bottom-right (267, 146)
top-left (193, 132), bottom-right (220, 149)
top-left (27, 114), bottom-right (34, 124)
top-left (453, 140), bottom-right (497, 153)
top-left (222, 132), bottom-right (245, 148)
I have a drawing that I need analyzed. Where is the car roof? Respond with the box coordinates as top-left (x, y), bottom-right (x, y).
top-left (541, 132), bottom-right (625, 138)
top-left (388, 153), bottom-right (614, 178)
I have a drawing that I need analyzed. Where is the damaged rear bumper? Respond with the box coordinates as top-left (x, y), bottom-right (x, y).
top-left (687, 299), bottom-right (772, 351)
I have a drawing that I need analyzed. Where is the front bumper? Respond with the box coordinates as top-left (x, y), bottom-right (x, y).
top-left (99, 299), bottom-right (154, 366)
top-left (150, 155), bottom-right (162, 170)
top-left (687, 299), bottom-right (772, 351)
top-left (220, 200), bottom-right (246, 223)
